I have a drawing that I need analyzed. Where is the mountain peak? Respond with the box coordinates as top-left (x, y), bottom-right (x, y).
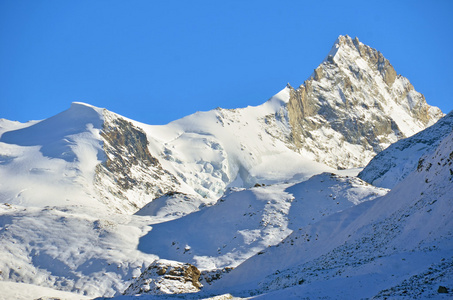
top-left (322, 35), bottom-right (398, 86)
top-left (69, 101), bottom-right (105, 115)
top-left (323, 35), bottom-right (355, 62)
top-left (71, 101), bottom-right (96, 108)
top-left (328, 35), bottom-right (371, 55)
top-left (285, 35), bottom-right (443, 169)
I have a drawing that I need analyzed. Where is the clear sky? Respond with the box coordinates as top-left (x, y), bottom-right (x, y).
top-left (1, 0), bottom-right (452, 125)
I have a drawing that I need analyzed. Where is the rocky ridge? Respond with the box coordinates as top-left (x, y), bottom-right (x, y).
top-left (94, 111), bottom-right (181, 214)
top-left (105, 35), bottom-right (443, 209)
top-left (285, 35), bottom-right (443, 169)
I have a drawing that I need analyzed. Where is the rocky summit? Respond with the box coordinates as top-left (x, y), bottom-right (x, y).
top-left (286, 35), bottom-right (443, 169)
top-left (0, 35), bottom-right (450, 299)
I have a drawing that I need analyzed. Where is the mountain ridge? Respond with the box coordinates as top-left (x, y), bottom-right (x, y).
top-left (0, 36), bottom-right (444, 214)
top-left (0, 35), bottom-right (450, 299)
top-left (285, 35), bottom-right (443, 169)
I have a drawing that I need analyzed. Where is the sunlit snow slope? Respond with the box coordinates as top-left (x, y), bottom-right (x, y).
top-left (208, 129), bottom-right (453, 299)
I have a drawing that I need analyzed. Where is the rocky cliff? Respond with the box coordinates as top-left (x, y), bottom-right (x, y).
top-left (285, 35), bottom-right (443, 169)
top-left (94, 111), bottom-right (181, 214)
top-left (123, 260), bottom-right (202, 295)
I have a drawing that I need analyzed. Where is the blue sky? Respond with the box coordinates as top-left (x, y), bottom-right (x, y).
top-left (1, 0), bottom-right (452, 125)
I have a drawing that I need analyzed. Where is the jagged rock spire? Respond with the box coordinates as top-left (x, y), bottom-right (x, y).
top-left (285, 35), bottom-right (443, 169)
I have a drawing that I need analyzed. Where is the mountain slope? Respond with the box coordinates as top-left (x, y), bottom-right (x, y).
top-left (358, 111), bottom-right (453, 188)
top-left (136, 174), bottom-right (387, 271)
top-left (0, 103), bottom-right (106, 210)
top-left (207, 128), bottom-right (453, 299)
top-left (0, 103), bottom-right (184, 214)
top-left (0, 203), bottom-right (158, 297)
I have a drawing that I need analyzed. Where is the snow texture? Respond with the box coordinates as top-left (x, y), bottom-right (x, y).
top-left (359, 111), bottom-right (453, 188)
top-left (206, 130), bottom-right (453, 299)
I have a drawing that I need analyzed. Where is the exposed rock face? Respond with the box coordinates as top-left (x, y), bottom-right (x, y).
top-left (94, 112), bottom-right (180, 213)
top-left (286, 35), bottom-right (443, 169)
top-left (199, 267), bottom-right (234, 286)
top-left (100, 117), bottom-right (159, 189)
top-left (123, 260), bottom-right (202, 295)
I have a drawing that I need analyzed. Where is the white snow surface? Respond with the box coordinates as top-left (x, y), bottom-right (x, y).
top-left (137, 174), bottom-right (386, 270)
top-left (142, 85), bottom-right (333, 201)
top-left (0, 281), bottom-right (91, 300)
top-left (135, 192), bottom-right (206, 223)
top-left (206, 130), bottom-right (453, 299)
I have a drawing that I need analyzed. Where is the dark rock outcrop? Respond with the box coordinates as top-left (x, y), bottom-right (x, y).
top-left (123, 260), bottom-right (202, 295)
top-left (94, 112), bottom-right (180, 213)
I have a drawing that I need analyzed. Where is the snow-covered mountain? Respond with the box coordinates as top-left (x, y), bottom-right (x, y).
top-left (0, 35), bottom-right (449, 299)
top-left (0, 36), bottom-right (442, 215)
top-left (285, 35), bottom-right (443, 169)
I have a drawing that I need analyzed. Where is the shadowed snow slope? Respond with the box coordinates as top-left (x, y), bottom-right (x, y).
top-left (0, 281), bottom-right (91, 300)
top-left (207, 130), bottom-right (453, 299)
top-left (137, 174), bottom-right (387, 270)
top-left (0, 203), bottom-right (158, 297)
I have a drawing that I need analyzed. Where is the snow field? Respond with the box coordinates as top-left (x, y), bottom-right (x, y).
top-left (205, 131), bottom-right (453, 299)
